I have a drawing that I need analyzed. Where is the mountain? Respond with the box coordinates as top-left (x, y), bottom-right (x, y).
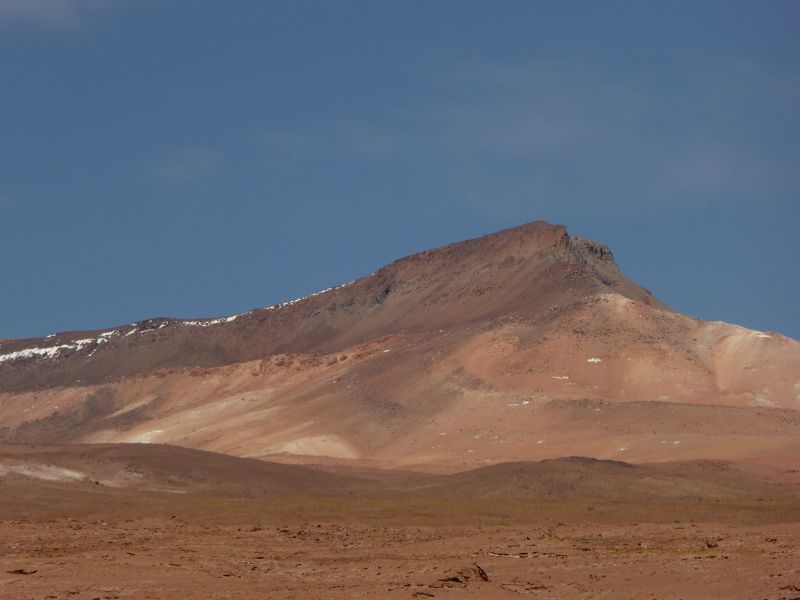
top-left (1, 220), bottom-right (798, 472)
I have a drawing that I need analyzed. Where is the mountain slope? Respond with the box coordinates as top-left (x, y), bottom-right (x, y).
top-left (0, 222), bottom-right (658, 391)
top-left (1, 220), bottom-right (798, 471)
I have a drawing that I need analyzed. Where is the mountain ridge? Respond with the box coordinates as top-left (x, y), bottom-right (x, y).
top-left (0, 220), bottom-right (798, 472)
top-left (0, 220), bottom-right (664, 392)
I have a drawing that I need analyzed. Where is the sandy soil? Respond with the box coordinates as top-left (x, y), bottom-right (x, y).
top-left (2, 517), bottom-right (799, 599)
top-left (1, 444), bottom-right (800, 599)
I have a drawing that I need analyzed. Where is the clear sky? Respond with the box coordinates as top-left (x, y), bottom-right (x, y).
top-left (1, 1), bottom-right (798, 340)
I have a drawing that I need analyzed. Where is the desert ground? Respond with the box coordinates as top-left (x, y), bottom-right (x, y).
top-left (4, 517), bottom-right (800, 599)
top-left (1, 445), bottom-right (799, 599)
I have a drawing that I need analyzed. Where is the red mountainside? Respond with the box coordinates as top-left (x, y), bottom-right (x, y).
top-left (1, 220), bottom-right (798, 472)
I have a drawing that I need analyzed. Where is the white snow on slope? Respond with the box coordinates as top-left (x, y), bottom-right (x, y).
top-left (1, 279), bottom-right (358, 364)
top-left (0, 336), bottom-right (109, 365)
top-left (264, 280), bottom-right (355, 311)
top-left (184, 318), bottom-right (225, 327)
top-left (182, 279), bottom-right (357, 326)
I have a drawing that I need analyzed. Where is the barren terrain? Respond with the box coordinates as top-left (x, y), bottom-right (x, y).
top-left (1, 221), bottom-right (799, 598)
top-left (1, 444), bottom-right (799, 599)
top-left (5, 518), bottom-right (800, 600)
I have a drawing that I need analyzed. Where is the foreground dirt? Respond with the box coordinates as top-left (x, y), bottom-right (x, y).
top-left (2, 517), bottom-right (799, 600)
top-left (2, 445), bottom-right (799, 598)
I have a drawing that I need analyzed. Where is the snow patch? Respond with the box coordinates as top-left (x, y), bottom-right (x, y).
top-left (184, 318), bottom-right (224, 327)
top-left (0, 336), bottom-right (110, 365)
top-left (182, 314), bottom-right (239, 327)
top-left (29, 279), bottom-right (356, 346)
top-left (262, 280), bottom-right (355, 312)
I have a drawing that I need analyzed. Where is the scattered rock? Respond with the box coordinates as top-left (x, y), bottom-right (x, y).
top-left (7, 568), bottom-right (37, 575)
top-left (473, 564), bottom-right (489, 582)
top-left (432, 564), bottom-right (489, 588)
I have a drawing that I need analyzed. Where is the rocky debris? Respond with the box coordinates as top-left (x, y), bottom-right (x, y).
top-left (569, 236), bottom-right (616, 264)
top-left (7, 568), bottom-right (37, 575)
top-left (1, 518), bottom-right (797, 599)
top-left (431, 563), bottom-right (490, 588)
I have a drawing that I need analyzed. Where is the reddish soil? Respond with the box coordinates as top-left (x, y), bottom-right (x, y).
top-left (3, 518), bottom-right (799, 600)
top-left (1, 444), bottom-right (799, 599)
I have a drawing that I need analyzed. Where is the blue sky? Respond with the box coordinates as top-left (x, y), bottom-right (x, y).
top-left (1, 0), bottom-right (798, 340)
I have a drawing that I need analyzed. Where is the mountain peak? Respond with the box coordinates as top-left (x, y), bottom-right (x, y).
top-left (383, 221), bottom-right (618, 278)
top-left (1, 220), bottom-right (798, 475)
top-left (362, 220), bottom-right (638, 316)
top-left (0, 220), bottom-right (658, 391)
